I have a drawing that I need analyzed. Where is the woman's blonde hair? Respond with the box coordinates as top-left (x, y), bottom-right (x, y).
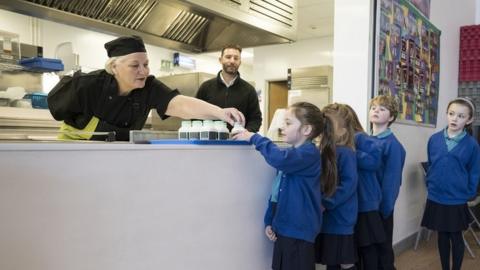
top-left (104, 56), bottom-right (120, 75)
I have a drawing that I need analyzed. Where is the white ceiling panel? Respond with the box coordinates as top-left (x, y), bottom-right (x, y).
top-left (297, 0), bottom-right (334, 40)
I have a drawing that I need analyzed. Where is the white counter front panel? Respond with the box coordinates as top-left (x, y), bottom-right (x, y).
top-left (0, 144), bottom-right (276, 270)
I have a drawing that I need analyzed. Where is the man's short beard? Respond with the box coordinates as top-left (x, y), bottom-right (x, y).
top-left (222, 65), bottom-right (238, 75)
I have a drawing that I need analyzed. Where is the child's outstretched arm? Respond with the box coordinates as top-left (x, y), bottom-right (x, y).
top-left (235, 132), bottom-right (319, 174)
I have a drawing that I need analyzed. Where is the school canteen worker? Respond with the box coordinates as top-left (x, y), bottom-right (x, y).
top-left (48, 35), bottom-right (245, 141)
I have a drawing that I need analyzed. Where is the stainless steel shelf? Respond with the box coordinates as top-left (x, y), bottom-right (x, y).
top-left (0, 62), bottom-right (24, 72)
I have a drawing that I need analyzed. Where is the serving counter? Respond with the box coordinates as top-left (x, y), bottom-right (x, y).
top-left (0, 143), bottom-right (276, 270)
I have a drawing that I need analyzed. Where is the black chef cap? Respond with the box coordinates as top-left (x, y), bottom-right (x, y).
top-left (104, 35), bottom-right (146, 57)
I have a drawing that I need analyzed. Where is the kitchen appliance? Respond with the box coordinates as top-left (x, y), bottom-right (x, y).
top-left (0, 30), bottom-right (22, 71)
top-left (0, 0), bottom-right (297, 53)
top-left (0, 30), bottom-right (20, 64)
top-left (152, 72), bottom-right (214, 131)
top-left (266, 108), bottom-right (285, 142)
top-left (20, 43), bottom-right (43, 58)
top-left (287, 66), bottom-right (333, 110)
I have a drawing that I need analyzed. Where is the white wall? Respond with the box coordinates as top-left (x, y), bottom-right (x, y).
top-left (0, 8), bottom-right (253, 81)
top-left (388, 0), bottom-right (477, 244)
top-left (477, 0), bottom-right (480, 23)
top-left (252, 36), bottom-right (334, 132)
top-left (332, 0), bottom-right (374, 128)
top-left (252, 36), bottom-right (334, 87)
top-left (0, 10), bottom-right (33, 44)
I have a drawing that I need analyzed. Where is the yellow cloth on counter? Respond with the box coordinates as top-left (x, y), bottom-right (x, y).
top-left (58, 116), bottom-right (99, 140)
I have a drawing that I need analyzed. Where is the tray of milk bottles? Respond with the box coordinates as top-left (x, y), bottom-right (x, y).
top-left (149, 120), bottom-right (251, 145)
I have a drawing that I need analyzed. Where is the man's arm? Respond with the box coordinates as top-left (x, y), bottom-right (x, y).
top-left (245, 88), bottom-right (262, 132)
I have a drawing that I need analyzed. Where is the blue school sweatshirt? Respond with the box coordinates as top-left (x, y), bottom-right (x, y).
top-left (374, 130), bottom-right (406, 218)
top-left (355, 132), bottom-right (383, 212)
top-left (321, 146), bottom-right (358, 235)
top-left (250, 134), bottom-right (323, 243)
top-left (426, 130), bottom-right (480, 205)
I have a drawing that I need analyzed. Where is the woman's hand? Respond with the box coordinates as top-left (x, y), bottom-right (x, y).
top-left (232, 131), bottom-right (254, 141)
top-left (165, 96), bottom-right (245, 125)
top-left (265, 225), bottom-right (277, 241)
top-left (221, 107), bottom-right (245, 126)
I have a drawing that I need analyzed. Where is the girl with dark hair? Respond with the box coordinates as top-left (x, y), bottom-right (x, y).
top-left (233, 102), bottom-right (336, 270)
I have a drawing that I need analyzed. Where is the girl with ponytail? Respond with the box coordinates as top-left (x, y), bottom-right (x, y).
top-left (233, 102), bottom-right (336, 270)
top-left (315, 103), bottom-right (359, 270)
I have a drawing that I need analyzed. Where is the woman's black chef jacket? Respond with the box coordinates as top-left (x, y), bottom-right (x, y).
top-left (48, 70), bottom-right (179, 141)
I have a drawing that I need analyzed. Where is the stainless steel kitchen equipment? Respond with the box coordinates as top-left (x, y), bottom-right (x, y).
top-left (287, 66), bottom-right (333, 110)
top-left (0, 106), bottom-right (118, 141)
top-left (0, 30), bottom-right (20, 64)
top-left (152, 72), bottom-right (214, 131)
top-left (129, 130), bottom-right (177, 143)
top-left (0, 71), bottom-right (44, 93)
top-left (20, 43), bottom-right (43, 58)
top-left (0, 0), bottom-right (297, 53)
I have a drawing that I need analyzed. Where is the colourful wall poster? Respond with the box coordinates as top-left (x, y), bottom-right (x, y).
top-left (376, 0), bottom-right (441, 126)
top-left (409, 0), bottom-right (431, 18)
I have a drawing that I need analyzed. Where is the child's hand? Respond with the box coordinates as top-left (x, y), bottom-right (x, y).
top-left (265, 225), bottom-right (277, 241)
top-left (233, 131), bottom-right (254, 141)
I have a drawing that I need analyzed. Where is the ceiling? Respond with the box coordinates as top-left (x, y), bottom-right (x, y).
top-left (297, 0), bottom-right (334, 40)
top-left (228, 0), bottom-right (333, 65)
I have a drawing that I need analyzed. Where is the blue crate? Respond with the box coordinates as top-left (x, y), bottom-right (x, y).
top-left (149, 139), bottom-right (251, 145)
top-left (23, 93), bottom-right (48, 109)
top-left (19, 57), bottom-right (64, 71)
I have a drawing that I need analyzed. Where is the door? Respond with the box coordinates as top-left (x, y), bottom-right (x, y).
top-left (268, 80), bottom-right (288, 128)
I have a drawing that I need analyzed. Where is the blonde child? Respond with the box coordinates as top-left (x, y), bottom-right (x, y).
top-left (369, 95), bottom-right (406, 270)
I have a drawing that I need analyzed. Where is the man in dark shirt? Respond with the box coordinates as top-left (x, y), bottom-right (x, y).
top-left (196, 44), bottom-right (262, 132)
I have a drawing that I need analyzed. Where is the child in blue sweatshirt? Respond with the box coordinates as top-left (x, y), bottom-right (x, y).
top-left (345, 104), bottom-right (386, 270)
top-left (315, 103), bottom-right (358, 270)
top-left (233, 102), bottom-right (337, 270)
top-left (369, 95), bottom-right (406, 270)
top-left (421, 97), bottom-right (480, 270)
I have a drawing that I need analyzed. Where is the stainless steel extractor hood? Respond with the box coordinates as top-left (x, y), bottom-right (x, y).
top-left (0, 0), bottom-right (297, 53)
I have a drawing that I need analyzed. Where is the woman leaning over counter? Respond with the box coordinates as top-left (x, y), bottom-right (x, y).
top-left (47, 35), bottom-right (245, 141)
